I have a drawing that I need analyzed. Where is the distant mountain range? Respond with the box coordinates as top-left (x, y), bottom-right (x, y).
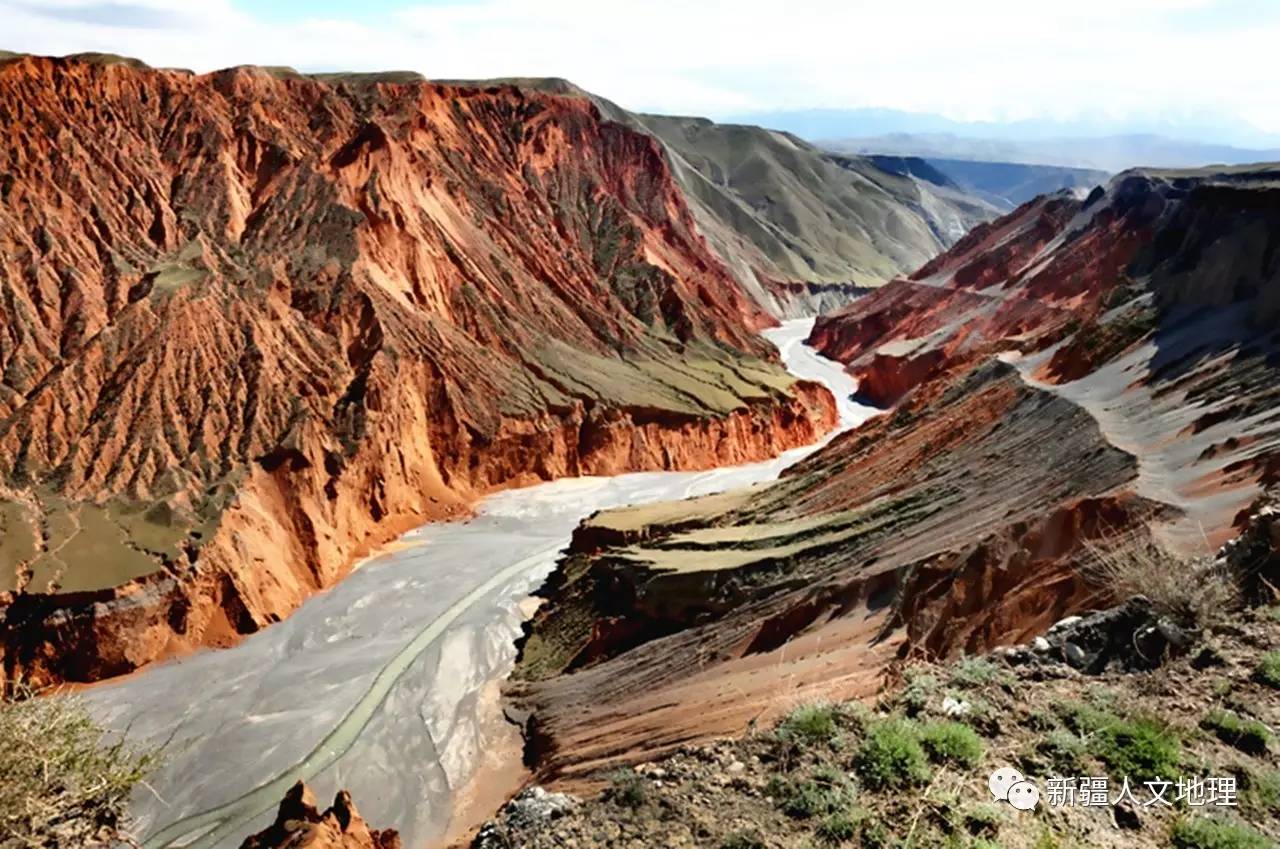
top-left (830, 133), bottom-right (1280, 173)
top-left (726, 108), bottom-right (1280, 172)
top-left (866, 155), bottom-right (1108, 210)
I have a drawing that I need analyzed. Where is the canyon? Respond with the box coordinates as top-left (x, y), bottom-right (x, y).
top-left (512, 165), bottom-right (1280, 786)
top-left (0, 53), bottom-right (851, 685)
top-left (5, 48), bottom-right (1280, 849)
top-left (81, 319), bottom-right (872, 849)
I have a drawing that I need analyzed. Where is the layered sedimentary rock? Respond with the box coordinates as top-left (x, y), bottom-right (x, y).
top-left (439, 78), bottom-right (999, 315)
top-left (811, 165), bottom-right (1280, 545)
top-left (0, 54), bottom-right (835, 684)
top-left (513, 165), bottom-right (1280, 780)
top-left (239, 783), bottom-right (400, 849)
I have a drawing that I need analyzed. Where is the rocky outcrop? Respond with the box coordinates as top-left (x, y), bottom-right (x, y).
top-left (511, 356), bottom-right (1153, 777)
top-left (0, 54), bottom-right (836, 684)
top-left (510, 165), bottom-right (1280, 782)
top-left (806, 191), bottom-right (1084, 390)
top-left (239, 783), bottom-right (401, 849)
top-left (473, 786), bottom-right (579, 849)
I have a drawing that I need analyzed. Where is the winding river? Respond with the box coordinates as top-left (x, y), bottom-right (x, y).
top-left (84, 318), bottom-right (876, 849)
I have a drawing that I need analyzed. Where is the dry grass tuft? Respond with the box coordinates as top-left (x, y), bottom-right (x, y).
top-left (1083, 532), bottom-right (1240, 630)
top-left (0, 679), bottom-right (158, 847)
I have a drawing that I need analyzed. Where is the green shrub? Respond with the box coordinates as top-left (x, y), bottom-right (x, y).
top-left (900, 670), bottom-right (940, 716)
top-left (1255, 651), bottom-right (1280, 689)
top-left (1170, 817), bottom-right (1271, 849)
top-left (815, 809), bottom-right (862, 844)
top-left (1033, 828), bottom-right (1065, 849)
top-left (776, 701), bottom-right (843, 747)
top-left (962, 803), bottom-right (1003, 837)
top-left (854, 718), bottom-right (931, 790)
top-left (1031, 728), bottom-right (1089, 775)
top-left (721, 832), bottom-right (766, 849)
top-left (777, 779), bottom-right (844, 819)
top-left (1092, 716), bottom-right (1182, 783)
top-left (859, 820), bottom-right (891, 849)
top-left (774, 764), bottom-right (855, 820)
top-left (950, 657), bottom-right (1010, 689)
top-left (1240, 766), bottom-right (1280, 814)
top-left (1052, 699), bottom-right (1117, 736)
top-left (919, 720), bottom-right (984, 768)
top-left (0, 682), bottom-right (159, 847)
top-left (954, 694), bottom-right (1003, 737)
top-left (607, 768), bottom-right (647, 808)
top-left (1084, 684), bottom-right (1121, 710)
top-left (1022, 708), bottom-right (1057, 732)
top-left (1201, 709), bottom-right (1272, 755)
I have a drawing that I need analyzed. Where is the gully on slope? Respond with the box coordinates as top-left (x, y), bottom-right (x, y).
top-left (83, 319), bottom-right (877, 849)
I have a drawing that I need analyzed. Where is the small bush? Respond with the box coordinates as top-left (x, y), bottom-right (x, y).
top-left (779, 779), bottom-right (832, 818)
top-left (1084, 684), bottom-right (1121, 710)
top-left (777, 701), bottom-right (843, 747)
top-left (900, 670), bottom-right (940, 716)
top-left (607, 768), bottom-right (647, 808)
top-left (1202, 709), bottom-right (1272, 755)
top-left (1052, 699), bottom-right (1117, 736)
top-left (775, 766), bottom-right (855, 820)
top-left (854, 718), bottom-right (931, 790)
top-left (815, 808), bottom-right (862, 844)
top-left (1084, 534), bottom-right (1238, 629)
top-left (1031, 728), bottom-right (1089, 775)
top-left (962, 803), bottom-right (1003, 837)
top-left (1170, 817), bottom-right (1271, 849)
top-left (1092, 715), bottom-right (1182, 783)
top-left (1022, 708), bottom-right (1057, 732)
top-left (1254, 651), bottom-right (1280, 688)
top-left (919, 720), bottom-right (984, 768)
top-left (721, 832), bottom-right (766, 849)
top-left (949, 657), bottom-right (1010, 689)
top-left (1240, 766), bottom-right (1280, 814)
top-left (1033, 828), bottom-right (1065, 849)
top-left (0, 681), bottom-right (158, 847)
top-left (859, 821), bottom-right (892, 849)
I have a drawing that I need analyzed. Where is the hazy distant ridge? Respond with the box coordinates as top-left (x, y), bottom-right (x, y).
top-left (727, 107), bottom-right (1280, 171)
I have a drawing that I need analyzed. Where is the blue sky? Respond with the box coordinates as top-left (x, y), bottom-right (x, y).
top-left (5, 0), bottom-right (1280, 144)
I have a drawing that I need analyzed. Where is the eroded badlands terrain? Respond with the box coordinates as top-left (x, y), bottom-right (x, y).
top-left (0, 54), bottom-right (839, 684)
top-left (513, 167), bottom-right (1280, 788)
top-left (5, 49), bottom-right (1280, 849)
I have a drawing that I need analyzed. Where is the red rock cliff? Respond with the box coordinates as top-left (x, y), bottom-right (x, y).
top-left (0, 55), bottom-right (835, 684)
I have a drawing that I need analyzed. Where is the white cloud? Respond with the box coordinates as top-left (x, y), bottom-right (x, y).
top-left (3, 0), bottom-right (1278, 136)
